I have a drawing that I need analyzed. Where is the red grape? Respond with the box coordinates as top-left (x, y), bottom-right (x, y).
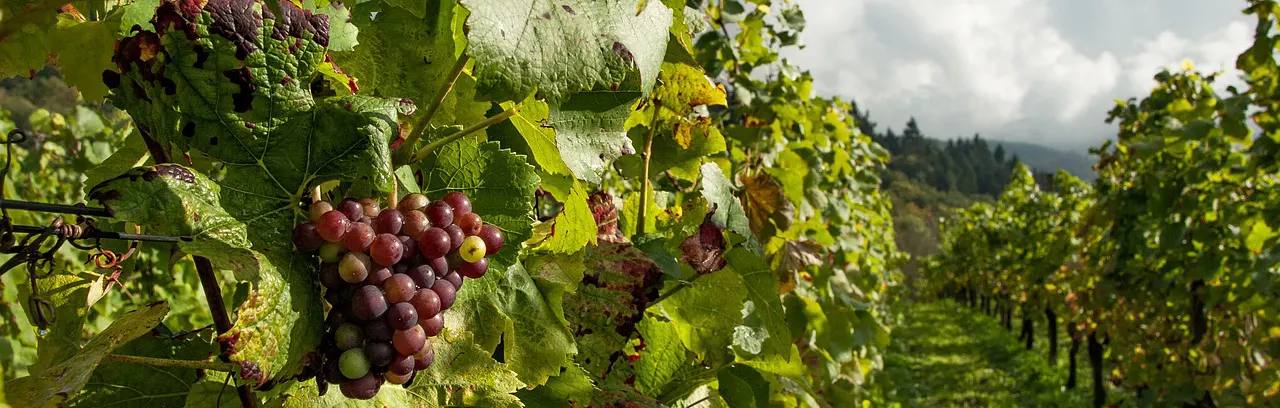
top-left (459, 258), bottom-right (488, 279)
top-left (385, 371), bottom-right (412, 385)
top-left (343, 222), bottom-right (375, 252)
top-left (402, 210), bottom-right (430, 238)
top-left (443, 191), bottom-right (472, 215)
top-left (337, 199), bottom-right (363, 222)
top-left (444, 224), bottom-right (464, 251)
top-left (477, 224), bottom-right (504, 256)
top-left (413, 339), bottom-right (436, 370)
top-left (293, 222), bottom-right (323, 251)
top-left (383, 273), bottom-right (417, 304)
top-left (425, 200), bottom-right (454, 227)
top-left (392, 325), bottom-right (426, 355)
top-left (310, 201), bottom-right (334, 222)
top-left (398, 193), bottom-right (429, 212)
top-left (418, 228), bottom-right (451, 259)
top-left (420, 313), bottom-right (444, 336)
top-left (350, 285), bottom-right (388, 320)
top-left (364, 266), bottom-right (393, 286)
top-left (443, 271), bottom-right (463, 291)
top-left (432, 280), bottom-right (457, 310)
top-left (359, 198), bottom-right (381, 218)
top-left (369, 233), bottom-right (404, 266)
top-left (387, 353), bottom-right (415, 376)
top-left (385, 302), bottom-right (419, 331)
top-left (409, 288), bottom-right (441, 319)
top-left (407, 264), bottom-right (436, 289)
top-left (427, 257), bottom-right (449, 279)
top-left (316, 211), bottom-right (350, 242)
top-left (455, 213), bottom-right (482, 236)
top-left (374, 209), bottom-right (404, 235)
top-left (319, 263), bottom-right (344, 290)
top-left (398, 235), bottom-right (418, 261)
top-left (363, 342), bottom-right (395, 367)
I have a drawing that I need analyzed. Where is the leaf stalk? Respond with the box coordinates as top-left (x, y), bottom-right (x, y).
top-left (636, 102), bottom-right (661, 236)
top-left (395, 54), bottom-right (472, 166)
top-left (106, 354), bottom-right (242, 372)
top-left (411, 107), bottom-right (519, 164)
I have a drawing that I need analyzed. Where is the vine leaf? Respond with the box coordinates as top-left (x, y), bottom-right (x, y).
top-left (697, 163), bottom-right (757, 251)
top-left (515, 363), bottom-right (598, 407)
top-left (88, 164), bottom-right (324, 386)
top-left (0, 11), bottom-right (121, 101)
top-left (548, 92), bottom-right (639, 184)
top-left (532, 176), bottom-right (599, 253)
top-left (658, 269), bottom-right (746, 362)
top-left (70, 328), bottom-right (218, 407)
top-left (634, 316), bottom-right (686, 396)
top-left (5, 302), bottom-right (169, 408)
top-left (103, 0), bottom-right (407, 383)
top-left (739, 171), bottom-right (793, 238)
top-left (649, 61), bottom-right (727, 148)
top-left (724, 248), bottom-right (791, 359)
top-left (458, 0), bottom-right (673, 103)
top-left (448, 262), bottom-right (578, 387)
top-left (716, 365), bottom-right (771, 408)
top-left (565, 242), bottom-right (664, 377)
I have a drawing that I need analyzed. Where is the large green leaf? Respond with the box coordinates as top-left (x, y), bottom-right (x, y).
top-left (70, 328), bottom-right (218, 407)
top-left (0, 12), bottom-right (121, 101)
top-left (634, 316), bottom-right (687, 396)
top-left (4, 302), bottom-right (169, 408)
top-left (548, 91), bottom-right (639, 184)
top-left (724, 249), bottom-right (791, 359)
top-left (458, 0), bottom-right (673, 103)
top-left (656, 269), bottom-right (746, 362)
top-left (698, 163), bottom-right (758, 252)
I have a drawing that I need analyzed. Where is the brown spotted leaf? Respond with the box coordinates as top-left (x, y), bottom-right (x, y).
top-left (564, 241), bottom-right (664, 378)
top-left (678, 207), bottom-right (726, 274)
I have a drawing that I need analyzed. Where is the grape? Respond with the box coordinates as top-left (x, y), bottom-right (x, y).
top-left (420, 313), bottom-right (444, 336)
top-left (443, 271), bottom-right (463, 291)
top-left (385, 302), bottom-right (419, 330)
top-left (443, 191), bottom-right (472, 215)
top-left (364, 266), bottom-right (393, 286)
top-left (325, 309), bottom-right (347, 328)
top-left (343, 222), bottom-right (375, 252)
top-left (324, 290), bottom-right (346, 308)
top-left (339, 348), bottom-right (371, 379)
top-left (293, 222), bottom-right (324, 251)
top-left (374, 209), bottom-right (404, 235)
top-left (425, 200), bottom-right (454, 227)
top-left (398, 235), bottom-right (418, 261)
top-left (385, 371), bottom-right (412, 385)
top-left (363, 342), bottom-right (395, 367)
top-left (319, 263), bottom-right (345, 289)
top-left (337, 199), bottom-right (364, 222)
top-left (478, 224), bottom-right (505, 256)
top-left (358, 215), bottom-right (372, 224)
top-left (402, 210), bottom-right (430, 238)
top-left (335, 323), bottom-right (364, 350)
top-left (369, 233), bottom-right (404, 266)
top-left (444, 224), bottom-right (465, 251)
top-left (455, 212), bottom-right (483, 236)
top-left (359, 198), bottom-right (381, 218)
top-left (387, 353), bottom-right (415, 376)
top-left (418, 228), bottom-right (451, 259)
top-left (382, 273), bottom-right (416, 303)
top-left (339, 373), bottom-right (382, 400)
top-left (392, 325), bottom-right (426, 355)
top-left (407, 264), bottom-right (436, 289)
top-left (350, 285), bottom-right (388, 320)
top-left (318, 241), bottom-right (346, 263)
top-left (414, 339), bottom-right (436, 370)
top-left (310, 201), bottom-right (334, 222)
top-left (364, 319), bottom-right (394, 342)
top-left (409, 288), bottom-right (441, 319)
top-left (317, 211), bottom-right (351, 242)
top-left (339, 252), bottom-right (372, 283)
top-left (398, 193), bottom-right (429, 212)
top-left (459, 236), bottom-right (486, 263)
top-left (432, 280), bottom-right (457, 310)
top-left (459, 258), bottom-right (488, 279)
top-left (426, 257), bottom-right (449, 279)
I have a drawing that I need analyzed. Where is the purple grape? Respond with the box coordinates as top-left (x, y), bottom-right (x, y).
top-left (358, 198), bottom-right (381, 218)
top-left (316, 211), bottom-right (350, 242)
top-left (410, 288), bottom-right (441, 319)
top-left (364, 319), bottom-right (394, 342)
top-left (407, 264), bottom-right (436, 289)
top-left (425, 200), bottom-right (454, 228)
top-left (432, 280), bottom-right (457, 310)
top-left (363, 341), bottom-right (395, 366)
top-left (385, 302), bottom-right (419, 331)
top-left (443, 191), bottom-right (472, 215)
top-left (343, 222), bottom-right (375, 252)
top-left (443, 224), bottom-right (465, 251)
top-left (387, 353), bottom-right (415, 376)
top-left (402, 210), bottom-right (430, 238)
top-left (374, 209), bottom-right (404, 235)
top-left (459, 258), bottom-right (488, 279)
top-left (383, 273), bottom-right (417, 304)
top-left (477, 224), bottom-right (504, 256)
top-left (420, 313), bottom-right (444, 336)
top-left (393, 325), bottom-right (426, 355)
top-left (339, 374), bottom-right (382, 400)
top-left (370, 233), bottom-right (404, 267)
top-left (319, 263), bottom-right (344, 289)
top-left (427, 257), bottom-right (449, 278)
top-left (443, 271), bottom-right (463, 291)
top-left (293, 222), bottom-right (324, 251)
top-left (364, 266), bottom-right (393, 286)
top-left (418, 228), bottom-right (451, 259)
top-left (413, 339), bottom-right (436, 370)
top-left (455, 212), bottom-right (483, 236)
top-left (399, 235), bottom-right (418, 261)
top-left (350, 285), bottom-right (388, 321)
top-left (337, 199), bottom-right (363, 222)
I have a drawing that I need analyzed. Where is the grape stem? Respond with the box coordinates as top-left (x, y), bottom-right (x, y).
top-left (389, 180), bottom-right (399, 208)
top-left (107, 354), bottom-right (242, 372)
top-left (311, 185), bottom-right (322, 204)
top-left (395, 54), bottom-right (473, 167)
top-left (636, 102), bottom-right (662, 237)
top-left (410, 107), bottom-right (520, 164)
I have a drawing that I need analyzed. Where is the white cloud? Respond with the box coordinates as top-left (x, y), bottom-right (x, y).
top-left (784, 0), bottom-right (1253, 151)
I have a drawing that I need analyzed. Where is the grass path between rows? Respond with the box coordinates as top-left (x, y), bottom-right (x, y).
top-left (877, 300), bottom-right (1122, 407)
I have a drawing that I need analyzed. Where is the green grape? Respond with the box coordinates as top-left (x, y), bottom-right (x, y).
top-left (335, 323), bottom-right (364, 350)
top-left (459, 235), bottom-right (486, 263)
top-left (339, 348), bottom-right (371, 379)
top-left (339, 252), bottom-right (373, 283)
top-left (319, 241), bottom-right (346, 263)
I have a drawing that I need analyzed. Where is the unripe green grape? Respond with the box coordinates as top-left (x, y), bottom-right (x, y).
top-left (340, 252), bottom-right (373, 283)
top-left (339, 348), bottom-right (371, 379)
top-left (319, 241), bottom-right (346, 263)
top-left (335, 323), bottom-right (364, 350)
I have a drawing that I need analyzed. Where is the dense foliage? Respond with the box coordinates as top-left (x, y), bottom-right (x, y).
top-left (926, 2), bottom-right (1280, 406)
top-left (0, 0), bottom-right (903, 406)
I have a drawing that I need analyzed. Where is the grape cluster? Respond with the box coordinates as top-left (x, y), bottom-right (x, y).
top-left (292, 192), bottom-right (504, 399)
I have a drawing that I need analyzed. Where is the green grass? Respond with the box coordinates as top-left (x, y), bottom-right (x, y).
top-left (876, 300), bottom-right (1127, 407)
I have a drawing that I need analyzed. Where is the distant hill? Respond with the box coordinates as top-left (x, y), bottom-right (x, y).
top-left (994, 140), bottom-right (1097, 181)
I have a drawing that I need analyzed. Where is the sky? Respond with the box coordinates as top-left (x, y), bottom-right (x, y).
top-left (781, 0), bottom-right (1255, 153)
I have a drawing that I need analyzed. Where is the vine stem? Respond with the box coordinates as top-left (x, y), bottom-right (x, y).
top-left (636, 102), bottom-right (661, 236)
top-left (410, 107), bottom-right (519, 164)
top-left (107, 354), bottom-right (242, 372)
top-left (311, 185), bottom-right (322, 204)
top-left (139, 131), bottom-right (257, 408)
top-left (395, 54), bottom-right (472, 167)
